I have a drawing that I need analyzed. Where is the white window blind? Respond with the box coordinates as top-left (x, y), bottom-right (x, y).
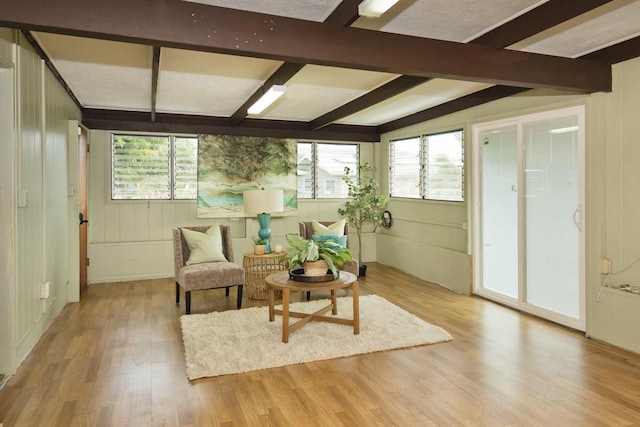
top-left (174, 137), bottom-right (198, 200)
top-left (390, 136), bottom-right (421, 198)
top-left (424, 131), bottom-right (464, 201)
top-left (297, 142), bottom-right (313, 198)
top-left (112, 135), bottom-right (171, 200)
top-left (297, 142), bottom-right (359, 199)
top-left (111, 134), bottom-right (198, 200)
top-left (389, 130), bottom-right (464, 202)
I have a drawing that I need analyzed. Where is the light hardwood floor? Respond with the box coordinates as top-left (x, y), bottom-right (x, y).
top-left (1, 263), bottom-right (640, 426)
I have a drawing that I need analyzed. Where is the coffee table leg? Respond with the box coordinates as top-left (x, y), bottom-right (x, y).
top-left (268, 288), bottom-right (275, 322)
top-left (352, 281), bottom-right (359, 335)
top-left (331, 290), bottom-right (337, 315)
top-left (282, 289), bottom-right (290, 343)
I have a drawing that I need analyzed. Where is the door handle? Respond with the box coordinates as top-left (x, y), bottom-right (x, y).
top-left (572, 204), bottom-right (582, 232)
top-left (79, 212), bottom-right (89, 225)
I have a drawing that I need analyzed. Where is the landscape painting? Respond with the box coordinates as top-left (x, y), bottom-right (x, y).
top-left (196, 134), bottom-right (298, 218)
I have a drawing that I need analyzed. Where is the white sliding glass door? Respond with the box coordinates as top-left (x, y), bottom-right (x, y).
top-left (473, 106), bottom-right (585, 330)
top-left (479, 124), bottom-right (519, 300)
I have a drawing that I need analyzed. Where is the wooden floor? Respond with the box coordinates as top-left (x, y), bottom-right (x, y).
top-left (2, 263), bottom-right (640, 426)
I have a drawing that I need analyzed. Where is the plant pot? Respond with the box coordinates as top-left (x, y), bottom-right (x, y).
top-left (359, 264), bottom-right (367, 277)
top-left (303, 260), bottom-right (328, 276)
top-left (254, 245), bottom-right (266, 255)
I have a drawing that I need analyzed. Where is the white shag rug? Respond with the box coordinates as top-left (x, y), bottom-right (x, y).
top-left (180, 295), bottom-right (453, 380)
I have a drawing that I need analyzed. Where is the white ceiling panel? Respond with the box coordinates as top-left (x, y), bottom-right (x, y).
top-left (512, 0), bottom-right (640, 58)
top-left (353, 0), bottom-right (549, 42)
top-left (157, 48), bottom-right (283, 116)
top-left (253, 65), bottom-right (398, 122)
top-left (25, 0), bottom-right (640, 138)
top-left (337, 79), bottom-right (493, 126)
top-left (182, 0), bottom-right (343, 21)
top-left (33, 32), bottom-right (152, 110)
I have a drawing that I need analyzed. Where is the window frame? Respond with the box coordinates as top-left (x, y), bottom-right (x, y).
top-left (297, 141), bottom-right (360, 199)
top-left (389, 128), bottom-right (465, 203)
top-left (110, 132), bottom-right (198, 201)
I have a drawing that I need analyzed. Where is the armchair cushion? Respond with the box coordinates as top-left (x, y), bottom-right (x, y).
top-left (181, 225), bottom-right (227, 265)
top-left (178, 261), bottom-right (245, 291)
top-left (312, 219), bottom-right (346, 236)
top-left (300, 220), bottom-right (358, 277)
top-left (311, 234), bottom-right (348, 248)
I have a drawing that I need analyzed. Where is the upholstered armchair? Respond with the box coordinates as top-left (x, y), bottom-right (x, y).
top-left (173, 225), bottom-right (244, 314)
top-left (299, 220), bottom-right (359, 300)
top-left (299, 221), bottom-right (359, 275)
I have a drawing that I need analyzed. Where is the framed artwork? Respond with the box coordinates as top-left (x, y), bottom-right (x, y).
top-left (196, 134), bottom-right (298, 218)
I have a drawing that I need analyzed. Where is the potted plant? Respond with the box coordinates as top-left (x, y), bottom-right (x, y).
top-left (338, 163), bottom-right (389, 276)
top-left (280, 233), bottom-right (352, 279)
top-left (252, 236), bottom-right (266, 255)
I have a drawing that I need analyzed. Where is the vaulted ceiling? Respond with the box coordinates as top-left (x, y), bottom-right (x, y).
top-left (2, 0), bottom-right (640, 142)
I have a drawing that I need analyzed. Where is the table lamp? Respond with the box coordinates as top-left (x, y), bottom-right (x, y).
top-left (243, 189), bottom-right (284, 253)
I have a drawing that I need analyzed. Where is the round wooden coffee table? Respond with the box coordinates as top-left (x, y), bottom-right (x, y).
top-left (265, 271), bottom-right (359, 343)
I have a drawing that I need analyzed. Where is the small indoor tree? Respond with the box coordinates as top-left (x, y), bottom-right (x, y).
top-left (338, 163), bottom-right (389, 275)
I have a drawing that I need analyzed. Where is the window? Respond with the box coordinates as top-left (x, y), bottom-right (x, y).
top-left (390, 129), bottom-right (464, 202)
top-left (424, 130), bottom-right (464, 201)
top-left (324, 179), bottom-right (336, 195)
top-left (297, 142), bottom-right (313, 198)
top-left (389, 136), bottom-right (421, 198)
top-left (297, 142), bottom-right (359, 199)
top-left (111, 134), bottom-right (198, 200)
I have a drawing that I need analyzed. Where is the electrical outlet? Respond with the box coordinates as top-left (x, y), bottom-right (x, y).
top-left (602, 258), bottom-right (612, 274)
top-left (40, 282), bottom-right (50, 299)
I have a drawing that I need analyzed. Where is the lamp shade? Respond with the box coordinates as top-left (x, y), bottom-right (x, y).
top-left (243, 189), bottom-right (284, 214)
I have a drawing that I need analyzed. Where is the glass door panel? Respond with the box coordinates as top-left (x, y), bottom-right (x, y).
top-left (480, 125), bottom-right (518, 300)
top-left (524, 116), bottom-right (581, 319)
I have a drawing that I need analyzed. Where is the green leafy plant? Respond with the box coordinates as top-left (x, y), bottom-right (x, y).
top-left (280, 233), bottom-right (352, 279)
top-left (338, 163), bottom-right (389, 264)
top-left (252, 236), bottom-right (266, 245)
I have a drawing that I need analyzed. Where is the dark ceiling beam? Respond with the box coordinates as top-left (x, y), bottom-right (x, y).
top-left (378, 86), bottom-right (529, 134)
top-left (373, 0), bottom-right (615, 134)
top-left (150, 46), bottom-right (161, 122)
top-left (21, 31), bottom-right (83, 111)
top-left (310, 75), bottom-right (430, 130)
top-left (582, 35), bottom-right (640, 64)
top-left (309, 0), bottom-right (613, 130)
top-left (324, 0), bottom-right (362, 26)
top-left (229, 0), bottom-right (362, 126)
top-left (81, 109), bottom-right (379, 142)
top-left (471, 0), bottom-right (612, 49)
top-left (0, 0), bottom-right (611, 93)
top-left (377, 27), bottom-right (635, 134)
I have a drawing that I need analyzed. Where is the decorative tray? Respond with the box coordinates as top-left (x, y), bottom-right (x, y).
top-left (289, 268), bottom-right (338, 283)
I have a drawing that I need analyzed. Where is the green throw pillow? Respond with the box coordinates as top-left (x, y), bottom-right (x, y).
top-left (312, 219), bottom-right (345, 236)
top-left (181, 225), bottom-right (227, 265)
top-left (311, 234), bottom-right (347, 248)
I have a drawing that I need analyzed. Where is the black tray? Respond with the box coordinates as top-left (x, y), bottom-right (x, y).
top-left (289, 268), bottom-right (338, 283)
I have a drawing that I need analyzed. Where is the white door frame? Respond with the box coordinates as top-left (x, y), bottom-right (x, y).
top-left (0, 61), bottom-right (17, 374)
top-left (472, 105), bottom-right (586, 331)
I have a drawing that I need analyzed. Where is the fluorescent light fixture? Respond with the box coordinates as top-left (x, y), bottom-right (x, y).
top-left (550, 126), bottom-right (579, 134)
top-left (247, 85), bottom-right (286, 115)
top-left (358, 0), bottom-right (399, 18)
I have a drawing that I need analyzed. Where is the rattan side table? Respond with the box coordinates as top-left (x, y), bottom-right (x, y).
top-left (242, 251), bottom-right (288, 300)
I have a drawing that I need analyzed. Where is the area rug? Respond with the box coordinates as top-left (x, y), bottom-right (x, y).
top-left (180, 295), bottom-right (453, 380)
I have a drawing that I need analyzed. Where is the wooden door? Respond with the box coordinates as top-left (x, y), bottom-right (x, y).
top-left (78, 126), bottom-right (88, 297)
